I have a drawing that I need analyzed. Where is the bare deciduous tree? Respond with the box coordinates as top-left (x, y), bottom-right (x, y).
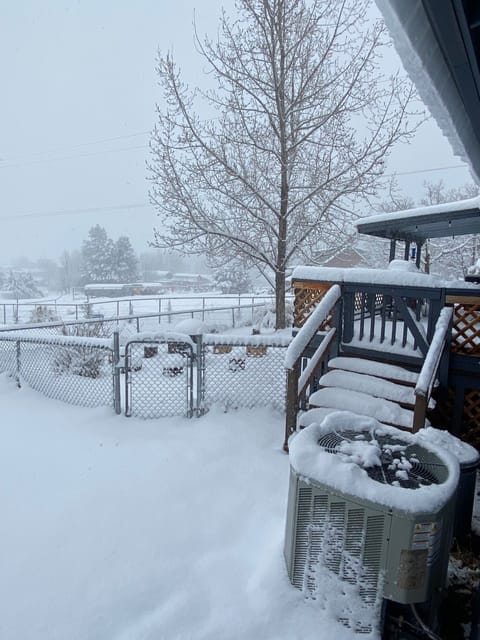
top-left (374, 179), bottom-right (479, 277)
top-left (149, 0), bottom-right (419, 328)
top-left (419, 181), bottom-right (479, 276)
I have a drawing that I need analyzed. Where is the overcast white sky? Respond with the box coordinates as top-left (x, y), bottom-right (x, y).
top-left (0, 1), bottom-right (473, 264)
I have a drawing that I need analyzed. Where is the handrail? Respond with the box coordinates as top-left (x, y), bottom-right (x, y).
top-left (413, 307), bottom-right (453, 432)
top-left (283, 285), bottom-right (341, 451)
top-left (415, 307), bottom-right (453, 398)
top-left (284, 284), bottom-right (341, 370)
top-left (297, 328), bottom-right (336, 398)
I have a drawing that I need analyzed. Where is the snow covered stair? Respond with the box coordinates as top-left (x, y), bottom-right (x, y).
top-left (316, 369), bottom-right (435, 410)
top-left (327, 356), bottom-right (419, 386)
top-left (304, 356), bottom-right (432, 432)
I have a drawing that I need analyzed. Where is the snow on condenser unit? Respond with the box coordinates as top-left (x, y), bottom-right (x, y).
top-left (284, 413), bottom-right (459, 631)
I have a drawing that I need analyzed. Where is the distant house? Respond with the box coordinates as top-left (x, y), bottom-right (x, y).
top-left (84, 273), bottom-right (215, 298)
top-left (314, 246), bottom-right (369, 269)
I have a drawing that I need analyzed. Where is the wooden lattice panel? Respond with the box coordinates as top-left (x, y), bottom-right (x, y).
top-left (293, 281), bottom-right (332, 328)
top-left (451, 303), bottom-right (480, 355)
top-left (464, 388), bottom-right (480, 425)
top-left (463, 388), bottom-right (480, 450)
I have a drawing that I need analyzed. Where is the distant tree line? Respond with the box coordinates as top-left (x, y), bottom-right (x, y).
top-left (0, 225), bottom-right (212, 297)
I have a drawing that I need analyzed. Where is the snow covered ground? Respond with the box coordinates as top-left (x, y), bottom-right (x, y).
top-left (0, 373), bottom-right (376, 640)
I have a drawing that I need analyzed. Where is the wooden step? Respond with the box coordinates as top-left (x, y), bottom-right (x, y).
top-left (308, 387), bottom-right (429, 431)
top-left (328, 356), bottom-right (419, 387)
top-left (317, 370), bottom-right (435, 410)
top-left (298, 407), bottom-right (389, 430)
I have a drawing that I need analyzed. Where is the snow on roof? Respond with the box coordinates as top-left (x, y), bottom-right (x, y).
top-left (375, 0), bottom-right (480, 184)
top-left (292, 265), bottom-right (449, 289)
top-left (354, 196), bottom-right (480, 230)
top-left (289, 412), bottom-right (459, 513)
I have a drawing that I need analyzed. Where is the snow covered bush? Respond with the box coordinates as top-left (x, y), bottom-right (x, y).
top-left (29, 305), bottom-right (59, 324)
top-left (52, 322), bottom-right (110, 379)
top-left (253, 301), bottom-right (293, 330)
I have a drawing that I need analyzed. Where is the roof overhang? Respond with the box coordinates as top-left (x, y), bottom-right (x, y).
top-left (356, 196), bottom-right (480, 243)
top-left (376, 0), bottom-right (480, 183)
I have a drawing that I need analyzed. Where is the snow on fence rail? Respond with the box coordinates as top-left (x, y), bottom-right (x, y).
top-left (0, 301), bottom-right (271, 337)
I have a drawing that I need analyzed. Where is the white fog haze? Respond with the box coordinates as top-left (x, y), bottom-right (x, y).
top-left (0, 0), bottom-right (472, 265)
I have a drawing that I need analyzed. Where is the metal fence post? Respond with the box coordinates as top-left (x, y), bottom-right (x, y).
top-left (15, 340), bottom-right (21, 388)
top-left (113, 331), bottom-right (121, 414)
top-left (194, 334), bottom-right (204, 416)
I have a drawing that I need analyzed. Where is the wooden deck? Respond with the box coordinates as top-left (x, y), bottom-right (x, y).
top-left (286, 271), bottom-right (480, 450)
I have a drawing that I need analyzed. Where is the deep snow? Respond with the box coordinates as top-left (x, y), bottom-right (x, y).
top-left (0, 374), bottom-right (378, 640)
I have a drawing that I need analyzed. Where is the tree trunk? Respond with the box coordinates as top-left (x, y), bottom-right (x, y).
top-left (275, 268), bottom-right (286, 329)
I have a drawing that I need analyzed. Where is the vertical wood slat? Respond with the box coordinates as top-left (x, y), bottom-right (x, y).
top-left (380, 296), bottom-right (387, 344)
top-left (369, 293), bottom-right (376, 341)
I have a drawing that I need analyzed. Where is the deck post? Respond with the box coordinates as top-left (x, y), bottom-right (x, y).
top-left (284, 361), bottom-right (300, 452)
top-left (389, 239), bottom-right (396, 262)
top-left (413, 394), bottom-right (427, 432)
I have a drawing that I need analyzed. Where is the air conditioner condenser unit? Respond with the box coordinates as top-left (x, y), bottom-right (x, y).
top-left (284, 412), bottom-right (460, 631)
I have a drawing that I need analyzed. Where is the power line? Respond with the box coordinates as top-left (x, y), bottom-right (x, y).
top-left (0, 130), bottom-right (150, 164)
top-left (0, 203), bottom-right (152, 222)
top-left (385, 163), bottom-right (468, 177)
top-left (0, 144), bottom-right (149, 169)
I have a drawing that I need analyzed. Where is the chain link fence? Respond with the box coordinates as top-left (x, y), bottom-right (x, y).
top-left (199, 334), bottom-right (290, 413)
top-left (0, 325), bottom-right (291, 416)
top-left (124, 336), bottom-right (194, 419)
top-left (0, 332), bottom-right (116, 407)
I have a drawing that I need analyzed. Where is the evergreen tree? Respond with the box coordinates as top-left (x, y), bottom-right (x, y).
top-left (113, 236), bottom-right (138, 283)
top-left (81, 225), bottom-right (115, 283)
top-left (5, 271), bottom-right (43, 298)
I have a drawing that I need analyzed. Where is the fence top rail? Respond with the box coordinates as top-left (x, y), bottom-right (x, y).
top-left (0, 332), bottom-right (114, 349)
top-left (0, 301), bottom-right (269, 332)
top-left (3, 293), bottom-right (288, 307)
top-left (292, 265), bottom-right (480, 292)
top-left (202, 333), bottom-right (291, 348)
top-left (285, 284), bottom-right (341, 369)
top-left (126, 331), bottom-right (194, 346)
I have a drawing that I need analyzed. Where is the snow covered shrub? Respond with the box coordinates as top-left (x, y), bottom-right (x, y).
top-left (29, 305), bottom-right (59, 324)
top-left (52, 322), bottom-right (110, 379)
top-left (252, 301), bottom-right (293, 330)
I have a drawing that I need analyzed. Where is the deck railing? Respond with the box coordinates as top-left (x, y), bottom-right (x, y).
top-left (290, 270), bottom-right (480, 442)
top-left (284, 285), bottom-right (341, 451)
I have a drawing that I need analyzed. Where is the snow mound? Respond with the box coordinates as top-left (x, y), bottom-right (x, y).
top-left (289, 411), bottom-right (459, 513)
top-left (388, 259), bottom-right (421, 273)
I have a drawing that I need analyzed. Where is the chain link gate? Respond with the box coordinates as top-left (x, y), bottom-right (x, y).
top-left (124, 338), bottom-right (194, 418)
top-left (200, 335), bottom-right (290, 412)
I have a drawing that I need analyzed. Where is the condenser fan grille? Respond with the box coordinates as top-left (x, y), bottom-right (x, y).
top-left (317, 429), bottom-right (448, 489)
